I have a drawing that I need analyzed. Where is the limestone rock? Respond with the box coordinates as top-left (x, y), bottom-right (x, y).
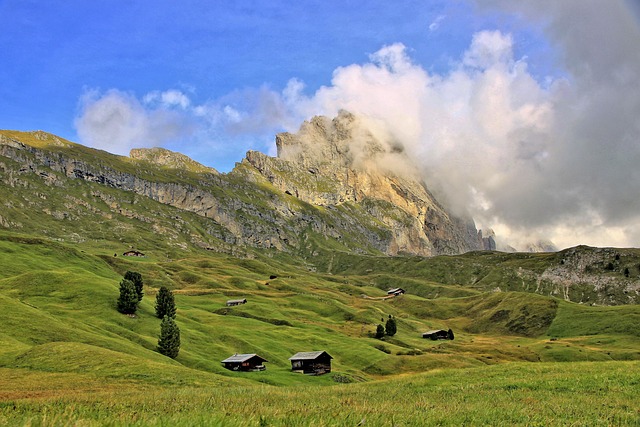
top-left (130, 147), bottom-right (218, 174)
top-left (245, 111), bottom-right (483, 256)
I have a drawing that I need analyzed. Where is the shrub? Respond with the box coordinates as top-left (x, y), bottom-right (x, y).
top-left (375, 324), bottom-right (385, 339)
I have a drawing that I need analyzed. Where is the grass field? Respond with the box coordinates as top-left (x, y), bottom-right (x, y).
top-left (1, 230), bottom-right (639, 425)
top-left (1, 361), bottom-right (638, 426)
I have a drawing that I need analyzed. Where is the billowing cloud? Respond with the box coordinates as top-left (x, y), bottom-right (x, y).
top-left (73, 0), bottom-right (640, 250)
top-left (268, 1), bottom-right (640, 250)
top-left (75, 89), bottom-right (193, 155)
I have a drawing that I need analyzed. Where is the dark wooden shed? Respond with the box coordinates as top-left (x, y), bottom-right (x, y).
top-left (123, 250), bottom-right (145, 257)
top-left (387, 287), bottom-right (405, 296)
top-left (422, 329), bottom-right (453, 340)
top-left (221, 354), bottom-right (268, 371)
top-left (289, 351), bottom-right (333, 375)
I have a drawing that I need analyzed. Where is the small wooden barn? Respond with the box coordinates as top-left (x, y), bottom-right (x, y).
top-left (123, 250), bottom-right (145, 257)
top-left (422, 329), bottom-right (453, 340)
top-left (289, 351), bottom-right (333, 375)
top-left (221, 354), bottom-right (268, 371)
top-left (387, 287), bottom-right (405, 296)
top-left (226, 298), bottom-right (247, 306)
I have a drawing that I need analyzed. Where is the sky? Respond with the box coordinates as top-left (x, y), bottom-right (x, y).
top-left (1, 0), bottom-right (640, 250)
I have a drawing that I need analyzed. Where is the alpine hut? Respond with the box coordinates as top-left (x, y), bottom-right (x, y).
top-left (387, 287), bottom-right (405, 296)
top-left (221, 354), bottom-right (268, 371)
top-left (226, 298), bottom-right (247, 306)
top-left (422, 329), bottom-right (453, 340)
top-left (289, 351), bottom-right (333, 375)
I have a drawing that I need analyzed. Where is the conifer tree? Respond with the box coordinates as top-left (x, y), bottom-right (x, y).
top-left (375, 324), bottom-right (385, 339)
top-left (124, 271), bottom-right (144, 302)
top-left (155, 286), bottom-right (176, 319)
top-left (385, 315), bottom-right (397, 336)
top-left (117, 279), bottom-right (138, 314)
top-left (158, 316), bottom-right (180, 359)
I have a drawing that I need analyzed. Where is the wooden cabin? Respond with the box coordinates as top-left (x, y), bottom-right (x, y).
top-left (422, 329), bottom-right (453, 340)
top-left (226, 298), bottom-right (247, 306)
top-left (289, 351), bottom-right (333, 375)
top-left (122, 250), bottom-right (145, 257)
top-left (221, 354), bottom-right (267, 371)
top-left (387, 287), bottom-right (405, 296)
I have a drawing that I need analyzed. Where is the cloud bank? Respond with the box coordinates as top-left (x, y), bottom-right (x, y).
top-left (74, 0), bottom-right (640, 250)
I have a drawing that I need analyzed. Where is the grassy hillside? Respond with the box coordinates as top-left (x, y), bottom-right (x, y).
top-left (1, 129), bottom-right (640, 424)
top-left (1, 231), bottom-right (638, 383)
top-left (2, 361), bottom-right (638, 425)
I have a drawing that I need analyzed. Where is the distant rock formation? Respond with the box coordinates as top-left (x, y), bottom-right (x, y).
top-left (130, 147), bottom-right (218, 174)
top-left (245, 111), bottom-right (483, 255)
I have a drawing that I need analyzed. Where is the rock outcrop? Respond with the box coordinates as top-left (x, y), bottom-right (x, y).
top-left (0, 118), bottom-right (482, 257)
top-left (245, 111), bottom-right (483, 255)
top-left (130, 147), bottom-right (219, 174)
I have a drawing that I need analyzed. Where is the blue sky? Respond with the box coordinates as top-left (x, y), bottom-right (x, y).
top-left (2, 0), bottom-right (640, 249)
top-left (1, 0), bottom-right (552, 160)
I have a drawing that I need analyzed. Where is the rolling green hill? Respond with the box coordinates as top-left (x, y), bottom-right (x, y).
top-left (1, 129), bottom-right (639, 425)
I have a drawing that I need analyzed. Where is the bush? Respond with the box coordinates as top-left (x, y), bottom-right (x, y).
top-left (117, 279), bottom-right (138, 314)
top-left (375, 324), bottom-right (385, 339)
top-left (155, 286), bottom-right (176, 319)
top-left (157, 316), bottom-right (180, 359)
top-left (124, 271), bottom-right (144, 302)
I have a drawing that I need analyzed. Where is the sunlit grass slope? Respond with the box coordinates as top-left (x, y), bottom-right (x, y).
top-left (1, 361), bottom-right (638, 426)
top-left (1, 230), bottom-right (639, 388)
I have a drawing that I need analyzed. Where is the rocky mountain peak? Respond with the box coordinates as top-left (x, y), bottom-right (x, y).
top-left (246, 111), bottom-right (483, 256)
top-left (130, 147), bottom-right (218, 174)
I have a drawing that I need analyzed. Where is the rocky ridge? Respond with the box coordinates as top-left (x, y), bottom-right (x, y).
top-left (246, 111), bottom-right (483, 255)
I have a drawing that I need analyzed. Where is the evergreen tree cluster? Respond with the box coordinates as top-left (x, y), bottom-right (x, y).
top-left (155, 286), bottom-right (180, 359)
top-left (374, 315), bottom-right (398, 339)
top-left (117, 270), bottom-right (144, 315)
top-left (155, 286), bottom-right (176, 319)
top-left (114, 271), bottom-right (180, 359)
top-left (117, 278), bottom-right (138, 314)
top-left (158, 315), bottom-right (180, 359)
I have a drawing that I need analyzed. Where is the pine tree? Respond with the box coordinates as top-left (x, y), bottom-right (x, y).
top-left (375, 324), bottom-right (385, 339)
top-left (124, 271), bottom-right (144, 302)
top-left (385, 316), bottom-right (397, 336)
top-left (158, 316), bottom-right (180, 359)
top-left (155, 286), bottom-right (176, 319)
top-left (117, 279), bottom-right (138, 314)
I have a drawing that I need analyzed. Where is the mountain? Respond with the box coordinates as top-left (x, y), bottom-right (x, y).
top-left (1, 120), bottom-right (639, 306)
top-left (246, 111), bottom-right (482, 255)
top-left (0, 112), bottom-right (482, 258)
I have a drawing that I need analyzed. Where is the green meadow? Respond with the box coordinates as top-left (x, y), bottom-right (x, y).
top-left (1, 230), bottom-right (639, 425)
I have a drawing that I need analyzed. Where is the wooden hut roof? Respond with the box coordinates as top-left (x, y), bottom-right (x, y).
top-left (288, 351), bottom-right (332, 361)
top-left (423, 329), bottom-right (447, 335)
top-left (226, 298), bottom-right (247, 304)
top-left (221, 353), bottom-right (267, 363)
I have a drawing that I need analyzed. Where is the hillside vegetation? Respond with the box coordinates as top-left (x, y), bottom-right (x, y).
top-left (1, 129), bottom-right (639, 425)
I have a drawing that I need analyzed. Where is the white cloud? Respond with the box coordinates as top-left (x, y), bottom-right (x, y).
top-left (75, 89), bottom-right (192, 155)
top-left (429, 15), bottom-right (445, 32)
top-left (73, 0), bottom-right (640, 250)
top-left (143, 89), bottom-right (191, 109)
top-left (264, 11), bottom-right (640, 249)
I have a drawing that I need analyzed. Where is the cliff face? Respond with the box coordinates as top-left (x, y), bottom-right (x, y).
top-left (0, 117), bottom-right (481, 257)
top-left (246, 112), bottom-right (483, 255)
